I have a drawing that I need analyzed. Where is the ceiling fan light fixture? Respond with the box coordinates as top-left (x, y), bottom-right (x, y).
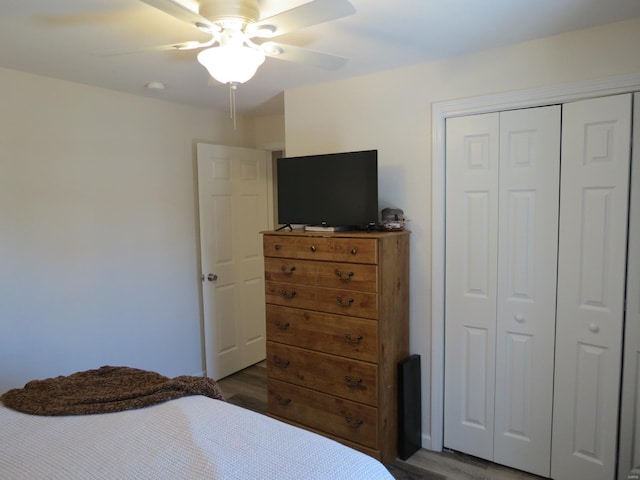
top-left (197, 44), bottom-right (265, 84)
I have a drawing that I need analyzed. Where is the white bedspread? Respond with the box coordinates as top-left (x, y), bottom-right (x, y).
top-left (0, 395), bottom-right (394, 480)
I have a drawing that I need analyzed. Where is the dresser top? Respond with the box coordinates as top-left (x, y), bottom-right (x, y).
top-left (261, 229), bottom-right (410, 239)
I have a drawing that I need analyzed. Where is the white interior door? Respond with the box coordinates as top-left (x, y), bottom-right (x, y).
top-left (444, 112), bottom-right (499, 460)
top-left (197, 143), bottom-right (269, 380)
top-left (617, 92), bottom-right (640, 480)
top-left (551, 94), bottom-right (632, 480)
top-left (493, 106), bottom-right (560, 477)
top-left (445, 106), bottom-right (561, 476)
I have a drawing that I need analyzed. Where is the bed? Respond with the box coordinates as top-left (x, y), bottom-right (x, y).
top-left (0, 367), bottom-right (394, 480)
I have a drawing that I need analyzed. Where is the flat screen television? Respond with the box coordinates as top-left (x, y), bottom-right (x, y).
top-left (276, 150), bottom-right (378, 229)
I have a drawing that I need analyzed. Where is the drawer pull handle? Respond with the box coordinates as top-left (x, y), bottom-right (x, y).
top-left (336, 270), bottom-right (354, 281)
top-left (276, 395), bottom-right (291, 406)
top-left (275, 321), bottom-right (290, 330)
top-left (281, 289), bottom-right (297, 299)
top-left (336, 297), bottom-right (354, 307)
top-left (344, 333), bottom-right (363, 344)
top-left (274, 244), bottom-right (281, 251)
top-left (350, 248), bottom-right (357, 255)
top-left (280, 265), bottom-right (296, 275)
top-left (310, 245), bottom-right (316, 252)
top-left (345, 417), bottom-right (363, 429)
top-left (274, 356), bottom-right (290, 369)
top-left (345, 376), bottom-right (363, 387)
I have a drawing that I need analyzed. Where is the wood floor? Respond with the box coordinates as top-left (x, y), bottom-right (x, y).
top-left (216, 361), bottom-right (546, 480)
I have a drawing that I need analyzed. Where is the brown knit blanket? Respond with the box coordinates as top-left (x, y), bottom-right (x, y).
top-left (0, 366), bottom-right (224, 416)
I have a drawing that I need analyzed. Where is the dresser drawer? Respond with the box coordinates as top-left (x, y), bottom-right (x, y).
top-left (263, 235), bottom-right (299, 259)
top-left (265, 282), bottom-right (378, 319)
top-left (314, 261), bottom-right (377, 292)
top-left (294, 236), bottom-right (334, 261)
top-left (263, 235), bottom-right (378, 264)
top-left (267, 342), bottom-right (378, 406)
top-left (264, 257), bottom-right (317, 285)
top-left (331, 238), bottom-right (377, 264)
top-left (316, 287), bottom-right (378, 319)
top-left (266, 305), bottom-right (378, 362)
top-left (268, 378), bottom-right (378, 449)
top-left (265, 282), bottom-right (316, 310)
top-left (265, 257), bottom-right (378, 292)
top-left (264, 235), bottom-right (334, 261)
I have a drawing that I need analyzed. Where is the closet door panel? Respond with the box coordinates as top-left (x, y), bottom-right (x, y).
top-left (552, 94), bottom-right (632, 480)
top-left (444, 113), bottom-right (499, 460)
top-left (494, 106), bottom-right (560, 477)
top-left (618, 92), bottom-right (640, 480)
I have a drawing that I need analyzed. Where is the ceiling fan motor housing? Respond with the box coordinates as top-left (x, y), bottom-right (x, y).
top-left (199, 0), bottom-right (260, 27)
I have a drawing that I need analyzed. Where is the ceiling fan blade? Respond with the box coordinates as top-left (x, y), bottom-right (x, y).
top-left (95, 39), bottom-right (208, 57)
top-left (256, 0), bottom-right (355, 38)
top-left (139, 0), bottom-right (217, 30)
top-left (262, 42), bottom-right (347, 70)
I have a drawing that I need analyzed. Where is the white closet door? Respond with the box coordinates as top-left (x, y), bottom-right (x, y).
top-left (552, 94), bottom-right (632, 480)
top-left (618, 92), bottom-right (640, 480)
top-left (444, 113), bottom-right (499, 460)
top-left (493, 106), bottom-right (560, 477)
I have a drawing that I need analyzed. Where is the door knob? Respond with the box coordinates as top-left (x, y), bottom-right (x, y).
top-left (207, 273), bottom-right (218, 281)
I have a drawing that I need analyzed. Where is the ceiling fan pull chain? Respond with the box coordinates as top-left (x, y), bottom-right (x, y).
top-left (228, 82), bottom-right (238, 130)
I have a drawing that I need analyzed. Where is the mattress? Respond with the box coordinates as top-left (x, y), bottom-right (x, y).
top-left (0, 395), bottom-right (394, 480)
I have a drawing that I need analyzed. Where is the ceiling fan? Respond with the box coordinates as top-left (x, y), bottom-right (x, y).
top-left (140, 0), bottom-right (356, 85)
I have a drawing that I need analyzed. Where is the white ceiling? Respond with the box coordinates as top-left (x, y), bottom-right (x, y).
top-left (2, 0), bottom-right (640, 116)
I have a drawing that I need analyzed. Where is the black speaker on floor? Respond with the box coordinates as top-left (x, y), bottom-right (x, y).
top-left (398, 354), bottom-right (421, 460)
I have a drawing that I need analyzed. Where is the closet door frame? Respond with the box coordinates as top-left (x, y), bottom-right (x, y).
top-left (429, 72), bottom-right (640, 452)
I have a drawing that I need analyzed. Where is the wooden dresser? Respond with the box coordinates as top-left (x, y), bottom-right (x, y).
top-left (262, 230), bottom-right (410, 463)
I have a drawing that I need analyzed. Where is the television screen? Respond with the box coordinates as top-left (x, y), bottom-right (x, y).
top-left (277, 150), bottom-right (378, 228)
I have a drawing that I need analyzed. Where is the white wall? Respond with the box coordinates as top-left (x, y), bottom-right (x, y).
top-left (0, 67), bottom-right (263, 393)
top-left (254, 114), bottom-right (285, 150)
top-left (283, 17), bottom-right (640, 447)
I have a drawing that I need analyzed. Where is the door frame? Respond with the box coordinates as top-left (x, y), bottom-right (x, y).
top-left (430, 72), bottom-right (640, 452)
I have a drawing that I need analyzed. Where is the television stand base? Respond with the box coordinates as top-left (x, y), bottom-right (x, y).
top-left (304, 225), bottom-right (352, 232)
